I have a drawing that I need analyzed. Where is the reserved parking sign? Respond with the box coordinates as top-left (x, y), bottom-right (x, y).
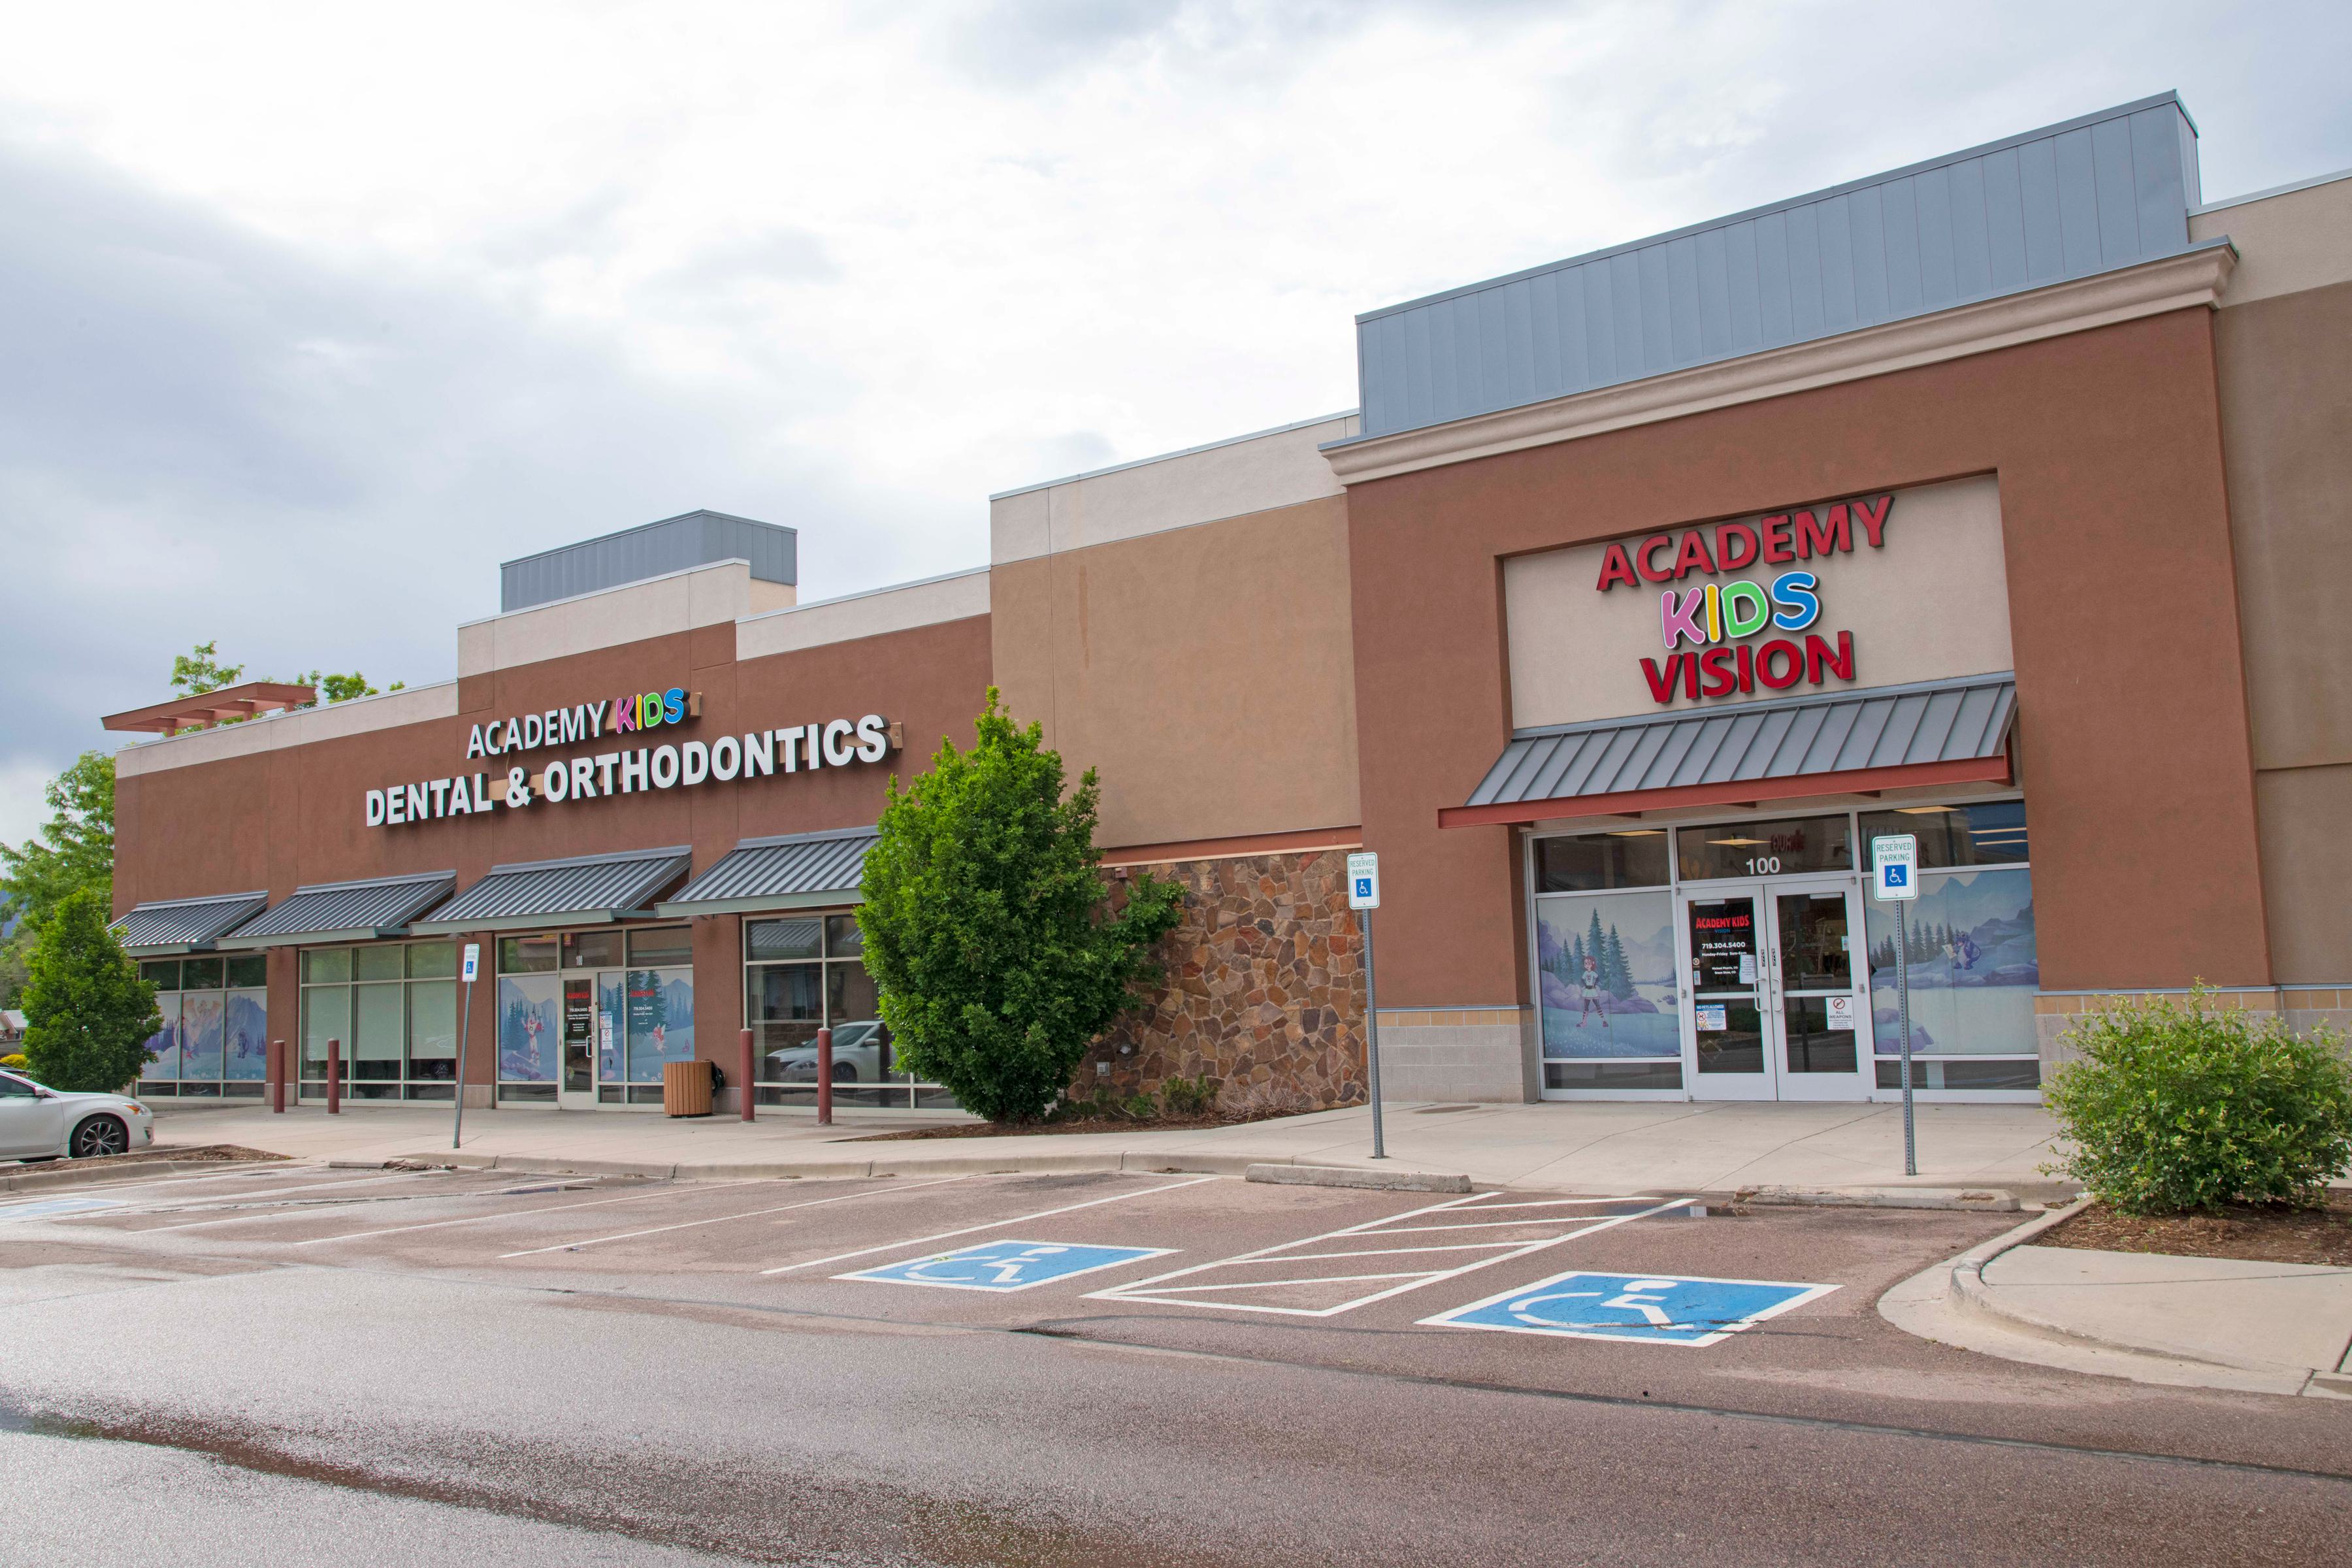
top-left (1870, 834), bottom-right (1918, 902)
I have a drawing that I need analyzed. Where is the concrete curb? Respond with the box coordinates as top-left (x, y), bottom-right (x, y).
top-left (2, 1152), bottom-right (292, 1194)
top-left (1247, 1163), bottom-right (1474, 1193)
top-left (1941, 1200), bottom-right (2347, 1386)
top-left (1739, 1184), bottom-right (2022, 1212)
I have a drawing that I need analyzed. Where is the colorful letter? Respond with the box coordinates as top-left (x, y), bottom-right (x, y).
top-left (1769, 571), bottom-right (1820, 630)
top-left (1722, 580), bottom-right (1771, 639)
top-left (1661, 587), bottom-right (1707, 649)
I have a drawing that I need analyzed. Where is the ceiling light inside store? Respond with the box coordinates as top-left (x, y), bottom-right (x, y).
top-left (1893, 806), bottom-right (1955, 814)
top-left (1608, 830), bottom-right (1665, 837)
top-left (1707, 836), bottom-right (1769, 846)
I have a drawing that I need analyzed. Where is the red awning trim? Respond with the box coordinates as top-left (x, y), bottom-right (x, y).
top-left (1436, 751), bottom-right (2013, 830)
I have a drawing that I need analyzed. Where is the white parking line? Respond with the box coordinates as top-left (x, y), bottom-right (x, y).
top-left (760, 1175), bottom-right (1219, 1276)
top-left (292, 1181), bottom-right (762, 1246)
top-left (1088, 1192), bottom-right (1695, 1318)
top-left (497, 1175), bottom-right (976, 1258)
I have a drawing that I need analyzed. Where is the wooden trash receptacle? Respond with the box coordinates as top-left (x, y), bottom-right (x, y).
top-left (662, 1060), bottom-right (714, 1118)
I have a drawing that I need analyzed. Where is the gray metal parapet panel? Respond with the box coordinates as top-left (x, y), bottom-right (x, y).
top-left (1345, 94), bottom-right (2201, 442)
top-left (501, 510), bottom-right (798, 612)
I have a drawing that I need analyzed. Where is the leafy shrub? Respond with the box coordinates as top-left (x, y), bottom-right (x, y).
top-left (2044, 987), bottom-right (2352, 1214)
top-left (1160, 1074), bottom-right (1220, 1116)
top-left (858, 690), bottom-right (1183, 1124)
top-left (0, 1053), bottom-right (27, 1071)
top-left (21, 887), bottom-right (159, 1094)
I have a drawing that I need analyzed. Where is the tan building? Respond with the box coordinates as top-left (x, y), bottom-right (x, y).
top-left (106, 96), bottom-right (2352, 1115)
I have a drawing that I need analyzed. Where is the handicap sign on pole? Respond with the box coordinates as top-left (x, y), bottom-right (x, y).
top-left (839, 1239), bottom-right (1175, 1293)
top-left (1420, 1269), bottom-right (1837, 1347)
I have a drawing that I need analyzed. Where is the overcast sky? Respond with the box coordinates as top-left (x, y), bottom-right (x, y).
top-left (3, 0), bottom-right (2346, 847)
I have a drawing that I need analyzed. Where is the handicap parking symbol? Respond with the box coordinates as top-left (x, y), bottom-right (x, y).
top-left (839, 1239), bottom-right (1176, 1293)
top-left (0, 1195), bottom-right (125, 1225)
top-left (1420, 1270), bottom-right (1837, 1347)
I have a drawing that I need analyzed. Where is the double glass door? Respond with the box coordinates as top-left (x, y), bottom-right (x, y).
top-left (1680, 879), bottom-right (1870, 1100)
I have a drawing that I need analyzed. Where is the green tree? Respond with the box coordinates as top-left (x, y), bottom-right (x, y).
top-left (0, 751), bottom-right (116, 934)
top-left (857, 689), bottom-right (1184, 1123)
top-left (20, 886), bottom-right (159, 1092)
top-left (167, 640), bottom-right (403, 730)
top-left (0, 923), bottom-right (33, 1007)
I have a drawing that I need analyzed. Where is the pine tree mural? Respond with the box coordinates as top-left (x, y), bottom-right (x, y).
top-left (1603, 924), bottom-right (1635, 1000)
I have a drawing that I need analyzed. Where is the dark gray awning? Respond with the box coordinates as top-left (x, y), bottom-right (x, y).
top-left (409, 847), bottom-right (691, 936)
top-left (216, 871), bottom-right (457, 949)
top-left (110, 892), bottom-right (270, 957)
top-left (1444, 675), bottom-right (2016, 828)
top-left (657, 826), bottom-right (877, 917)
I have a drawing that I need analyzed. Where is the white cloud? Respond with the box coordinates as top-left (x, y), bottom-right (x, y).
top-left (0, 0), bottom-right (2345, 824)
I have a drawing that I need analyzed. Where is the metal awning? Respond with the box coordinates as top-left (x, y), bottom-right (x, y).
top-left (110, 891), bottom-right (270, 957)
top-left (408, 847), bottom-right (692, 936)
top-left (1443, 675), bottom-right (2017, 829)
top-left (216, 870), bottom-right (457, 949)
top-left (657, 826), bottom-right (878, 917)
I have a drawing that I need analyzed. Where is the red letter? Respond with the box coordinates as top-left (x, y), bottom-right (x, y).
top-left (1806, 630), bottom-right (1856, 683)
top-left (1736, 642), bottom-right (1755, 693)
top-left (1795, 504), bottom-right (1850, 559)
top-left (1715, 521), bottom-right (1759, 572)
top-left (1596, 543), bottom-right (1641, 592)
top-left (1699, 647), bottom-right (1738, 697)
top-left (1637, 535), bottom-right (1676, 582)
top-left (1757, 639), bottom-right (1804, 689)
top-left (1640, 657), bottom-right (1679, 704)
top-left (1761, 514), bottom-right (1795, 563)
top-left (1852, 494), bottom-right (1892, 547)
top-left (1673, 529), bottom-right (1718, 580)
top-left (1682, 651), bottom-right (1701, 700)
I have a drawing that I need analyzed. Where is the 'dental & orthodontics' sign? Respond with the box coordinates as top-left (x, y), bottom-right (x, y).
top-left (1591, 493), bottom-right (1891, 706)
top-left (365, 686), bottom-right (897, 829)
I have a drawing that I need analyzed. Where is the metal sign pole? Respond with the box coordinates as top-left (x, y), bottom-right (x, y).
top-left (1896, 901), bottom-right (1915, 1177)
top-left (452, 943), bottom-right (480, 1151)
top-left (1364, 907), bottom-right (1384, 1160)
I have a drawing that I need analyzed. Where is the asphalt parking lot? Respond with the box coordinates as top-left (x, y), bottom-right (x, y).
top-left (7, 1163), bottom-right (2351, 1566)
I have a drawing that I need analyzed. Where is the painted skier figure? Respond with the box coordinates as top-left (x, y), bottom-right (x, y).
top-left (1578, 954), bottom-right (1610, 1030)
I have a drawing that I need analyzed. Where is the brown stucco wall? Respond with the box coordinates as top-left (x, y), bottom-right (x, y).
top-left (1345, 306), bottom-right (2268, 1006)
top-left (989, 496), bottom-right (1361, 851)
top-left (2216, 276), bottom-right (2352, 981)
top-left (114, 612), bottom-right (996, 1076)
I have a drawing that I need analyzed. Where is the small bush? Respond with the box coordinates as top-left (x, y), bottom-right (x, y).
top-left (2044, 987), bottom-right (2352, 1214)
top-left (1160, 1074), bottom-right (1220, 1116)
top-left (0, 1053), bottom-right (27, 1071)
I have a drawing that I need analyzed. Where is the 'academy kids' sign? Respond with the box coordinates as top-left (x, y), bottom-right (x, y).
top-left (365, 683), bottom-right (899, 829)
top-left (1591, 495), bottom-right (1891, 706)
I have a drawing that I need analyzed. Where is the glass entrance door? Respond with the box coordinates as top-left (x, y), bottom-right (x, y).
top-left (1684, 888), bottom-right (1774, 1100)
top-left (1680, 879), bottom-right (1870, 1102)
top-left (1767, 881), bottom-right (1871, 1101)
top-left (559, 977), bottom-right (598, 1110)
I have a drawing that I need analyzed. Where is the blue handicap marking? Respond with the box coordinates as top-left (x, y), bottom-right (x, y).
top-left (0, 1195), bottom-right (127, 1225)
top-left (1422, 1270), bottom-right (1837, 1347)
top-left (1353, 877), bottom-right (1373, 898)
top-left (1885, 866), bottom-right (1910, 889)
top-left (840, 1238), bottom-right (1176, 1293)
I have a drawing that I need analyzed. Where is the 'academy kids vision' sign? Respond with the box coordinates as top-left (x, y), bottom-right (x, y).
top-left (365, 685), bottom-right (898, 828)
top-left (1593, 494), bottom-right (1889, 706)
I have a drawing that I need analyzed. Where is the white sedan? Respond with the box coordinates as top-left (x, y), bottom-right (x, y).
top-left (0, 1068), bottom-right (155, 1161)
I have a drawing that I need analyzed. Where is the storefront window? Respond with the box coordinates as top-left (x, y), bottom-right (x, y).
top-left (1859, 800), bottom-right (2029, 869)
top-left (298, 941), bottom-right (464, 1101)
top-left (1535, 830), bottom-right (1669, 892)
top-left (1533, 889), bottom-right (1681, 1092)
top-left (745, 912), bottom-right (956, 1109)
top-left (1863, 861), bottom-right (2040, 1089)
top-left (1675, 815), bottom-right (1852, 881)
top-left (497, 928), bottom-right (693, 1103)
top-left (137, 957), bottom-right (267, 1097)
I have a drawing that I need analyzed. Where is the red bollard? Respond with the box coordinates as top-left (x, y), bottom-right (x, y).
top-left (816, 1026), bottom-right (832, 1126)
top-left (269, 1039), bottom-right (285, 1114)
top-left (738, 1027), bottom-right (755, 1122)
top-left (327, 1038), bottom-right (341, 1115)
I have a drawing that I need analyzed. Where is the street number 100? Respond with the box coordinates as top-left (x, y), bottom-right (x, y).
top-left (1744, 855), bottom-right (1783, 875)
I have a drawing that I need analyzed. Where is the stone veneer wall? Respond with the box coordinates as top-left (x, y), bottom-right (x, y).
top-left (1087, 847), bottom-right (1368, 1113)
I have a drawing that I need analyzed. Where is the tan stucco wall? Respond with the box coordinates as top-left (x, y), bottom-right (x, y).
top-left (1503, 475), bottom-right (2012, 729)
top-left (990, 494), bottom-right (1360, 849)
top-left (2211, 180), bottom-right (2352, 981)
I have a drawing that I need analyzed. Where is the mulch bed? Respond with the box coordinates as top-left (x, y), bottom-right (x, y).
top-left (853, 1111), bottom-right (1286, 1142)
top-left (2041, 1189), bottom-right (2352, 1268)
top-left (5, 1143), bottom-right (289, 1171)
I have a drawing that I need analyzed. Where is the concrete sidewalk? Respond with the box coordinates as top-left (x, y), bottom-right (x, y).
top-left (1882, 1204), bottom-right (2352, 1399)
top-left (136, 1096), bottom-right (2067, 1199)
